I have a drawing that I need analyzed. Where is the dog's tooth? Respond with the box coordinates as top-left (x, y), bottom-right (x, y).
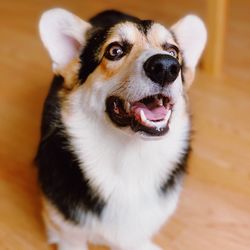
top-left (151, 119), bottom-right (166, 131)
top-left (165, 109), bottom-right (172, 121)
top-left (125, 102), bottom-right (131, 112)
top-left (140, 110), bottom-right (147, 123)
top-left (158, 98), bottom-right (163, 106)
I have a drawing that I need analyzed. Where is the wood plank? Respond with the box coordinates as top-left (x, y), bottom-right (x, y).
top-left (203, 0), bottom-right (228, 75)
top-left (0, 1), bottom-right (249, 249)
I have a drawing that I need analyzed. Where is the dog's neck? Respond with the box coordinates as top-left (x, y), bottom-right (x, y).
top-left (61, 90), bottom-right (190, 199)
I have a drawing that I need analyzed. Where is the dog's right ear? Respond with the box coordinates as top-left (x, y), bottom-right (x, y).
top-left (39, 8), bottom-right (91, 72)
top-left (171, 15), bottom-right (207, 88)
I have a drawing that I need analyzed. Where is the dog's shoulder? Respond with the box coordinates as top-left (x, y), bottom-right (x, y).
top-left (35, 76), bottom-right (106, 224)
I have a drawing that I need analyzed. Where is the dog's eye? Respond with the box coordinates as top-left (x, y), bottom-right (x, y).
top-left (105, 43), bottom-right (124, 61)
top-left (163, 44), bottom-right (179, 59)
top-left (166, 48), bottom-right (178, 58)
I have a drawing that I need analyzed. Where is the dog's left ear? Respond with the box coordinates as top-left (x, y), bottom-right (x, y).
top-left (39, 8), bottom-right (92, 72)
top-left (171, 15), bottom-right (207, 88)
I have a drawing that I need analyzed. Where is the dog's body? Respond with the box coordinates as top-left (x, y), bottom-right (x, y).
top-left (36, 9), bottom-right (206, 250)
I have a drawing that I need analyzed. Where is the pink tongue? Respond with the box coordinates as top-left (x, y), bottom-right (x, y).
top-left (131, 102), bottom-right (167, 121)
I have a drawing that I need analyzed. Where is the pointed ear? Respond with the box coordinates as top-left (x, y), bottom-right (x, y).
top-left (39, 8), bottom-right (91, 71)
top-left (171, 15), bottom-right (207, 87)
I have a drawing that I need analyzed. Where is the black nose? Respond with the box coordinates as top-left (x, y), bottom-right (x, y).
top-left (143, 54), bottom-right (181, 86)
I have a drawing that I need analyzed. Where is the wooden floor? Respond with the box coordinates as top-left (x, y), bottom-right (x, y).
top-left (0, 1), bottom-right (249, 249)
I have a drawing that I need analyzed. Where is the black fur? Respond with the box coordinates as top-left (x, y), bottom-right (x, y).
top-left (161, 145), bottom-right (191, 193)
top-left (138, 20), bottom-right (153, 35)
top-left (35, 76), bottom-right (105, 224)
top-left (89, 10), bottom-right (153, 34)
top-left (36, 10), bottom-right (188, 225)
top-left (79, 10), bottom-right (153, 83)
top-left (89, 10), bottom-right (140, 28)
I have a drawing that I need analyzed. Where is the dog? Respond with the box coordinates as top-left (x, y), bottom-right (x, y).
top-left (36, 8), bottom-right (207, 250)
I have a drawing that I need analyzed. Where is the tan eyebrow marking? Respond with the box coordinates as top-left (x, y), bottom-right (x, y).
top-left (147, 23), bottom-right (177, 48)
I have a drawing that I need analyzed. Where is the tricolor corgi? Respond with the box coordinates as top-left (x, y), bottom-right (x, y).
top-left (36, 8), bottom-right (207, 250)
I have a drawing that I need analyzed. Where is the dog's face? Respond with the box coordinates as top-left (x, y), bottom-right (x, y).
top-left (39, 9), bottom-right (206, 137)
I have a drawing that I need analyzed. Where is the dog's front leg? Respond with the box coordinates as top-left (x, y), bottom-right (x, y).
top-left (57, 239), bottom-right (88, 250)
top-left (111, 241), bottom-right (162, 250)
top-left (138, 242), bottom-right (163, 250)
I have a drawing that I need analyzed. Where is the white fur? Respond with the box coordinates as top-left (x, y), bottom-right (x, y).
top-left (39, 8), bottom-right (91, 71)
top-left (39, 8), bottom-right (207, 250)
top-left (171, 15), bottom-right (207, 73)
top-left (148, 23), bottom-right (177, 46)
top-left (50, 82), bottom-right (190, 250)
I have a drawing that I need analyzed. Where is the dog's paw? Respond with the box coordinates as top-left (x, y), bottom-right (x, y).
top-left (112, 241), bottom-right (162, 250)
top-left (57, 241), bottom-right (88, 250)
top-left (139, 242), bottom-right (162, 250)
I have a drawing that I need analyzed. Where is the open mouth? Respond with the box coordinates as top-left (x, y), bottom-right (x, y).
top-left (106, 94), bottom-right (173, 136)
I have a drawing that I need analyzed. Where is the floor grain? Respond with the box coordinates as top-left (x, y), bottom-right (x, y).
top-left (0, 1), bottom-right (249, 249)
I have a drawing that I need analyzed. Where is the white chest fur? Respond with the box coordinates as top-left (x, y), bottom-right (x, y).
top-left (54, 91), bottom-right (190, 249)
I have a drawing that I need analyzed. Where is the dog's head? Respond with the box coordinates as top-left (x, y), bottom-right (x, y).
top-left (39, 9), bottom-right (206, 138)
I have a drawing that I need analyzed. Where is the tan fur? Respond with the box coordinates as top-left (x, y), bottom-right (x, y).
top-left (183, 68), bottom-right (195, 89)
top-left (56, 58), bottom-right (81, 90)
top-left (96, 22), bottom-right (181, 82)
top-left (55, 59), bottom-right (82, 118)
top-left (54, 22), bottom-right (182, 89)
top-left (38, 9), bottom-right (206, 250)
top-left (52, 21), bottom-right (185, 127)
top-left (99, 59), bottom-right (123, 80)
top-left (147, 23), bottom-right (176, 48)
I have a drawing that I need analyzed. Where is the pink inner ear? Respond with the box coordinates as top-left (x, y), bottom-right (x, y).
top-left (59, 34), bottom-right (81, 66)
top-left (65, 35), bottom-right (81, 51)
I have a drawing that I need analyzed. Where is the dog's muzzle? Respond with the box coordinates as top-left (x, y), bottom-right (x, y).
top-left (105, 54), bottom-right (180, 137)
